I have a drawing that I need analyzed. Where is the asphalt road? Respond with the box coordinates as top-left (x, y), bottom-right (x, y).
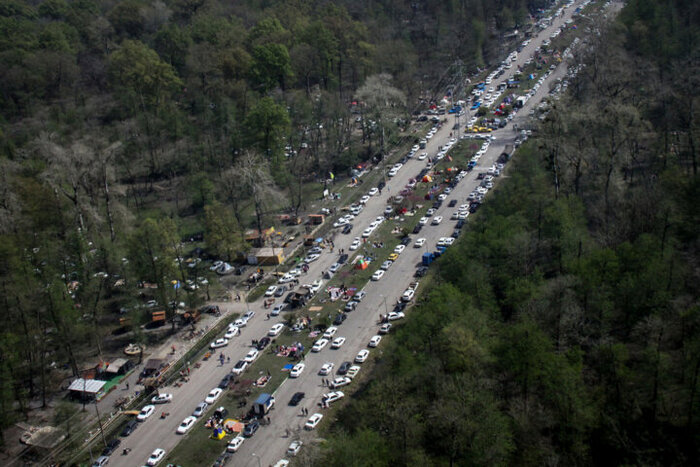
top-left (110, 2), bottom-right (589, 465)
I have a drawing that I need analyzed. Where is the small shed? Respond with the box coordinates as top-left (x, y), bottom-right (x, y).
top-left (68, 378), bottom-right (106, 401)
top-left (105, 358), bottom-right (132, 375)
top-left (249, 247), bottom-right (284, 266)
top-left (142, 358), bottom-right (165, 377)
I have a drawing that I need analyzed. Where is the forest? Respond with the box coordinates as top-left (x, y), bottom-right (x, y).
top-left (313, 0), bottom-right (700, 465)
top-left (0, 0), bottom-right (554, 443)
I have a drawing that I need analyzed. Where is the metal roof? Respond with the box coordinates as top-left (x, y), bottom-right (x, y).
top-left (67, 378), bottom-right (106, 394)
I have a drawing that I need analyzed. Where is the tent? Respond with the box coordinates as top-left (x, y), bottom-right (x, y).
top-left (355, 258), bottom-right (369, 270)
top-left (212, 427), bottom-right (225, 440)
top-left (422, 175), bottom-right (432, 183)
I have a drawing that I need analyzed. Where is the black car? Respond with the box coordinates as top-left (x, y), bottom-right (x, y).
top-left (469, 203), bottom-right (481, 213)
top-left (452, 229), bottom-right (461, 239)
top-left (415, 266), bottom-right (429, 278)
top-left (289, 392), bottom-right (305, 406)
top-left (243, 420), bottom-right (260, 437)
top-left (412, 224), bottom-right (423, 234)
top-left (448, 199), bottom-right (457, 207)
top-left (101, 438), bottom-right (121, 456)
top-left (256, 337), bottom-right (271, 350)
top-left (338, 253), bottom-right (349, 264)
top-left (432, 200), bottom-right (442, 209)
top-left (333, 313), bottom-right (347, 326)
top-left (394, 302), bottom-right (407, 313)
top-left (120, 419), bottom-right (138, 437)
top-left (477, 172), bottom-right (486, 180)
top-left (401, 236), bottom-right (411, 246)
top-left (456, 219), bottom-right (465, 228)
top-left (342, 224), bottom-right (353, 234)
top-left (212, 453), bottom-right (232, 467)
top-left (274, 285), bottom-right (287, 297)
top-left (378, 181), bottom-right (386, 190)
top-left (337, 362), bottom-right (352, 375)
top-left (219, 374), bottom-right (234, 389)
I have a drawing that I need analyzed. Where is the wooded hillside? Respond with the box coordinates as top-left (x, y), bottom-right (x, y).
top-left (316, 0), bottom-right (700, 465)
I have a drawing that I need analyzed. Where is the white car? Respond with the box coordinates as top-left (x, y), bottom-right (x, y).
top-left (192, 402), bottom-right (208, 417)
top-left (312, 338), bottom-right (329, 352)
top-left (319, 362), bottom-right (334, 375)
top-left (210, 338), bottom-right (229, 349)
top-left (329, 377), bottom-right (352, 389)
top-left (305, 413), bottom-right (323, 430)
top-left (331, 337), bottom-right (346, 349)
top-left (380, 260), bottom-right (393, 270)
top-left (379, 322), bottom-right (392, 334)
top-left (151, 393), bottom-right (173, 404)
top-left (244, 348), bottom-right (259, 363)
top-left (388, 311), bottom-right (406, 321)
top-left (368, 187), bottom-right (378, 196)
top-left (146, 448), bottom-right (166, 466)
top-left (268, 323), bottom-right (285, 337)
top-left (438, 193), bottom-right (448, 201)
top-left (349, 237), bottom-right (361, 250)
top-left (137, 405), bottom-right (156, 421)
top-left (287, 440), bottom-right (303, 456)
top-left (305, 254), bottom-right (320, 263)
top-left (290, 363), bottom-right (305, 378)
top-left (361, 227), bottom-right (373, 238)
top-left (227, 435), bottom-right (245, 452)
top-left (204, 388), bottom-right (223, 404)
top-left (401, 289), bottom-right (415, 302)
top-left (224, 326), bottom-right (240, 339)
top-left (371, 270), bottom-right (385, 281)
top-left (271, 303), bottom-right (287, 316)
top-left (332, 218), bottom-right (349, 228)
top-left (414, 238), bottom-right (426, 248)
top-left (323, 326), bottom-right (338, 339)
top-left (431, 216), bottom-right (443, 225)
top-left (426, 208), bottom-right (436, 216)
top-left (231, 360), bottom-right (248, 375)
top-left (359, 195), bottom-right (370, 204)
top-left (368, 335), bottom-right (382, 348)
top-left (353, 291), bottom-right (367, 302)
top-left (322, 391), bottom-right (345, 404)
top-left (419, 217), bottom-right (429, 226)
top-left (264, 285), bottom-right (277, 297)
top-left (355, 349), bottom-right (370, 363)
top-left (393, 244), bottom-right (405, 254)
top-left (418, 152), bottom-right (428, 160)
top-left (176, 416), bottom-right (196, 434)
top-left (384, 206), bottom-right (394, 216)
top-left (346, 365), bottom-right (361, 379)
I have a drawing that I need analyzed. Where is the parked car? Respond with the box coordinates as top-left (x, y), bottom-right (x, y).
top-left (176, 416), bottom-right (197, 434)
top-left (305, 413), bottom-right (323, 430)
top-left (243, 420), bottom-right (260, 437)
top-left (146, 448), bottom-right (166, 466)
top-left (192, 401), bottom-right (208, 417)
top-left (137, 405), bottom-right (155, 421)
top-left (101, 438), bottom-right (121, 456)
top-left (121, 419), bottom-right (138, 437)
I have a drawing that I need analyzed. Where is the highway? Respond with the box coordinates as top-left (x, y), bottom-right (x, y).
top-left (110, 2), bottom-right (589, 465)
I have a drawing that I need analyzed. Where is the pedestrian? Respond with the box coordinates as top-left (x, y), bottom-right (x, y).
top-left (126, 382), bottom-right (129, 390)
top-left (227, 356), bottom-right (231, 363)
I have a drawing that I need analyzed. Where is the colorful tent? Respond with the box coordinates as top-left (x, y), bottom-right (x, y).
top-left (422, 175), bottom-right (432, 183)
top-left (355, 258), bottom-right (369, 270)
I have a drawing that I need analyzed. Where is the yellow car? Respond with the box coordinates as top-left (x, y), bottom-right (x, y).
top-left (388, 253), bottom-right (399, 261)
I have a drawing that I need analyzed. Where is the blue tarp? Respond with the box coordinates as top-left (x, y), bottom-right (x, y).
top-left (282, 364), bottom-right (294, 371)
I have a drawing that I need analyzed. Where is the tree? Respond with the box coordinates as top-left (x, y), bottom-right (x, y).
top-left (108, 40), bottom-right (182, 110)
top-left (203, 201), bottom-right (244, 260)
top-left (249, 43), bottom-right (293, 92)
top-left (244, 97), bottom-right (291, 180)
top-left (355, 73), bottom-right (406, 157)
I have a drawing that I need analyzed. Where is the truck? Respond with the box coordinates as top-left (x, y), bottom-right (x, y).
top-left (252, 393), bottom-right (275, 416)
